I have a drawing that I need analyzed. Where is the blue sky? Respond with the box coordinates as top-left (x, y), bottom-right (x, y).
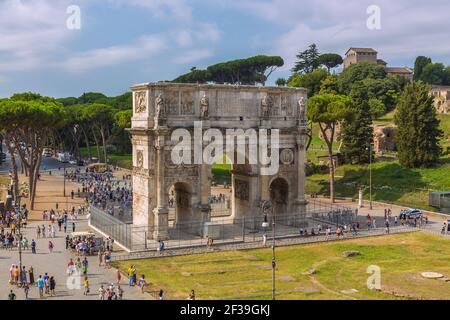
top-left (1, 0), bottom-right (450, 98)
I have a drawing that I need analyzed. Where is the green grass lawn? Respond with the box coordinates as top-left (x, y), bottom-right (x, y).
top-left (113, 232), bottom-right (450, 300)
top-left (212, 163), bottom-right (231, 185)
top-left (306, 158), bottom-right (450, 211)
top-left (79, 146), bottom-right (132, 169)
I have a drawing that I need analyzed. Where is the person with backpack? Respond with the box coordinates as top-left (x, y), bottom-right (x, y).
top-left (31, 239), bottom-right (36, 254)
top-left (83, 276), bottom-right (90, 295)
top-left (82, 257), bottom-right (89, 275)
top-left (48, 241), bottom-right (54, 253)
top-left (37, 275), bottom-right (44, 298)
top-left (49, 276), bottom-right (56, 296)
top-left (8, 290), bottom-right (16, 300)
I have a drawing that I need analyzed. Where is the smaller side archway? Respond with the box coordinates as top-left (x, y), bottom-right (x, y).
top-left (168, 182), bottom-right (194, 225)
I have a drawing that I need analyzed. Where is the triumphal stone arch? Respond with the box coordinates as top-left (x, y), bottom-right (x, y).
top-left (129, 83), bottom-right (308, 240)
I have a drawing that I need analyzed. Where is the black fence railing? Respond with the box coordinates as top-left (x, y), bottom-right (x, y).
top-left (89, 200), bottom-right (355, 252)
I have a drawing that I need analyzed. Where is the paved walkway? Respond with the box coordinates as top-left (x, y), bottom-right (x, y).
top-left (0, 217), bottom-right (150, 300)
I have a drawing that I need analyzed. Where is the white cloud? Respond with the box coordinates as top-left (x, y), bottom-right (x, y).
top-left (63, 35), bottom-right (167, 72)
top-left (225, 0), bottom-right (450, 68)
top-left (174, 49), bottom-right (214, 64)
top-left (0, 0), bottom-right (73, 71)
top-left (109, 0), bottom-right (192, 21)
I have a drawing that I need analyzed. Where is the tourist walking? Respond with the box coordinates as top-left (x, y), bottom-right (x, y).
top-left (116, 270), bottom-right (122, 284)
top-left (82, 257), bottom-right (89, 275)
top-left (98, 285), bottom-right (105, 300)
top-left (262, 233), bottom-right (267, 247)
top-left (31, 239), bottom-right (36, 254)
top-left (23, 283), bottom-right (30, 299)
top-left (37, 275), bottom-right (44, 298)
top-left (28, 267), bottom-right (34, 285)
top-left (104, 250), bottom-right (111, 269)
top-left (49, 276), bottom-right (56, 296)
top-left (139, 275), bottom-right (147, 293)
top-left (8, 290), bottom-right (16, 300)
top-left (48, 240), bottom-right (54, 253)
top-left (83, 276), bottom-right (90, 295)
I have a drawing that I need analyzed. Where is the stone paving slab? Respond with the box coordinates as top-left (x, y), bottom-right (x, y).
top-left (0, 217), bottom-right (150, 300)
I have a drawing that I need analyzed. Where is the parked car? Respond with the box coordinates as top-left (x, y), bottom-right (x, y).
top-left (57, 152), bottom-right (70, 163)
top-left (401, 208), bottom-right (422, 219)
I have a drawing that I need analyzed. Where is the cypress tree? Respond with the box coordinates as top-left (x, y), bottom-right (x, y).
top-left (341, 83), bottom-right (374, 164)
top-left (394, 81), bottom-right (442, 167)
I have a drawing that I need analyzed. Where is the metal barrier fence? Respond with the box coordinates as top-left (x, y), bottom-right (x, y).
top-left (89, 200), bottom-right (356, 252)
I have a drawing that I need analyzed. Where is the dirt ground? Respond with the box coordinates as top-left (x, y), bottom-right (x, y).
top-left (17, 172), bottom-right (84, 221)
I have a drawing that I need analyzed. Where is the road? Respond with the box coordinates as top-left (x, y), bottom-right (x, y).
top-left (0, 145), bottom-right (79, 174)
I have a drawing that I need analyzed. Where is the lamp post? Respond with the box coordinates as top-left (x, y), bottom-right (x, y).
top-left (366, 144), bottom-right (373, 210)
top-left (63, 160), bottom-right (66, 197)
top-left (16, 207), bottom-right (23, 285)
top-left (369, 144), bottom-right (373, 210)
top-left (261, 200), bottom-right (275, 300)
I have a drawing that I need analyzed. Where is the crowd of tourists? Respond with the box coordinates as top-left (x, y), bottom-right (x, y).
top-left (8, 266), bottom-right (57, 299)
top-left (72, 170), bottom-right (133, 216)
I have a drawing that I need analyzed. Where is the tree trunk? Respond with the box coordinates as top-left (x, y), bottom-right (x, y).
top-left (327, 143), bottom-right (335, 203)
top-left (30, 152), bottom-right (41, 210)
top-left (5, 137), bottom-right (19, 204)
top-left (100, 127), bottom-right (108, 165)
top-left (92, 129), bottom-right (101, 161)
top-left (82, 127), bottom-right (92, 160)
top-left (319, 123), bottom-right (336, 204)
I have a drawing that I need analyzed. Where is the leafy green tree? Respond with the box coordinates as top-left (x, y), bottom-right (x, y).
top-left (421, 63), bottom-right (446, 85)
top-left (413, 56), bottom-right (432, 81)
top-left (317, 53), bottom-right (343, 72)
top-left (368, 98), bottom-right (386, 118)
top-left (113, 109), bottom-right (133, 154)
top-left (291, 44), bottom-right (320, 74)
top-left (338, 62), bottom-right (387, 94)
top-left (394, 82), bottom-right (443, 168)
top-left (173, 69), bottom-right (211, 83)
top-left (174, 55), bottom-right (284, 85)
top-left (341, 83), bottom-right (374, 164)
top-left (308, 93), bottom-right (354, 202)
top-left (84, 104), bottom-right (117, 164)
top-left (57, 97), bottom-right (78, 106)
top-left (319, 75), bottom-right (339, 94)
top-left (0, 95), bottom-right (66, 208)
top-left (78, 92), bottom-right (109, 104)
top-left (288, 68), bottom-right (329, 97)
top-left (275, 78), bottom-right (287, 86)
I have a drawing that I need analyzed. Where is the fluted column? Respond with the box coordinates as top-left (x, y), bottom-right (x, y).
top-left (152, 131), bottom-right (169, 240)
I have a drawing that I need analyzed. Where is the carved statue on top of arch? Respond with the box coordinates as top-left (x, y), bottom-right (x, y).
top-left (261, 95), bottom-right (273, 119)
top-left (297, 97), bottom-right (306, 122)
top-left (155, 93), bottom-right (165, 119)
top-left (200, 93), bottom-right (209, 119)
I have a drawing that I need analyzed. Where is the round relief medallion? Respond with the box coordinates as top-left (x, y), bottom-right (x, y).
top-left (280, 149), bottom-right (294, 165)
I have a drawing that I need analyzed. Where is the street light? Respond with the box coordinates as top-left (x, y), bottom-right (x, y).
top-left (366, 144), bottom-right (373, 210)
top-left (63, 160), bottom-right (66, 197)
top-left (261, 200), bottom-right (276, 300)
top-left (16, 206), bottom-right (23, 286)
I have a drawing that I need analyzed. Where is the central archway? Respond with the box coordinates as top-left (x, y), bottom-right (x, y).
top-left (270, 177), bottom-right (289, 220)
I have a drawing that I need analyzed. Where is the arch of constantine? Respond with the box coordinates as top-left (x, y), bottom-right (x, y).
top-left (128, 83), bottom-right (309, 241)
